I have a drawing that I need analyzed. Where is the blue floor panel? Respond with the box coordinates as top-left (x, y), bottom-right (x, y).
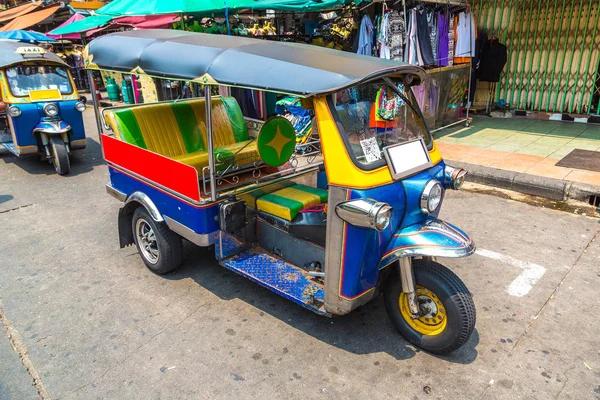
top-left (220, 249), bottom-right (327, 315)
top-left (0, 142), bottom-right (18, 156)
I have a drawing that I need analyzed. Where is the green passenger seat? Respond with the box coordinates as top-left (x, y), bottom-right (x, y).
top-left (256, 184), bottom-right (328, 221)
top-left (104, 97), bottom-right (261, 173)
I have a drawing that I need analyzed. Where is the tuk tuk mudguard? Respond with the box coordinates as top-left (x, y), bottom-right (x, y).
top-left (377, 220), bottom-right (476, 270)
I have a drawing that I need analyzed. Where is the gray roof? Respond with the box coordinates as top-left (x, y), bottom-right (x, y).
top-left (0, 40), bottom-right (67, 68)
top-left (85, 29), bottom-right (427, 96)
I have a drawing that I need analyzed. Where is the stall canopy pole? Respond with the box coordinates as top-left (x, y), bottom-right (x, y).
top-left (86, 70), bottom-right (104, 139)
top-left (205, 87), bottom-right (217, 201)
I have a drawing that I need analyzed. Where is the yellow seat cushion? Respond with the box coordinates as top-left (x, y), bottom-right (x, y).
top-left (256, 184), bottom-right (328, 221)
top-left (172, 140), bottom-right (260, 173)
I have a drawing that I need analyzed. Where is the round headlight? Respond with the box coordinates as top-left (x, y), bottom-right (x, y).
top-left (7, 105), bottom-right (21, 117)
top-left (75, 101), bottom-right (86, 112)
top-left (420, 180), bottom-right (443, 214)
top-left (374, 204), bottom-right (393, 231)
top-left (43, 103), bottom-right (59, 117)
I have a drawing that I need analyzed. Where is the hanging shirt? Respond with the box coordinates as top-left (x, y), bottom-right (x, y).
top-left (388, 10), bottom-right (404, 61)
top-left (378, 12), bottom-right (391, 59)
top-left (416, 8), bottom-right (435, 66)
top-left (407, 9), bottom-right (420, 65)
top-left (437, 11), bottom-right (449, 67)
top-left (357, 15), bottom-right (374, 56)
top-left (427, 11), bottom-right (438, 65)
top-left (455, 11), bottom-right (476, 60)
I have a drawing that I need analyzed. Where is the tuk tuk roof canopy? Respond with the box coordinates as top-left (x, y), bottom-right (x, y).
top-left (84, 30), bottom-right (426, 97)
top-left (0, 40), bottom-right (68, 68)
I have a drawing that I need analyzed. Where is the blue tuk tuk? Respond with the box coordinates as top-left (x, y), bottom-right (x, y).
top-left (88, 30), bottom-right (476, 354)
top-left (0, 41), bottom-right (86, 174)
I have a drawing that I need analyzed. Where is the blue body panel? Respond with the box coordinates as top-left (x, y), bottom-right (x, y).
top-left (338, 161), bottom-right (447, 299)
top-left (11, 100), bottom-right (85, 148)
top-left (109, 166), bottom-right (219, 235)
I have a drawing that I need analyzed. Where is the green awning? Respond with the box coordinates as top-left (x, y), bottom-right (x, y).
top-left (97, 0), bottom-right (356, 16)
top-left (49, 15), bottom-right (113, 35)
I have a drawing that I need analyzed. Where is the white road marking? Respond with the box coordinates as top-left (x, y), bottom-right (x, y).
top-left (476, 249), bottom-right (547, 297)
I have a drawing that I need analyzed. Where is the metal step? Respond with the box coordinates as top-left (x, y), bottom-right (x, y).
top-left (219, 248), bottom-right (327, 315)
top-left (0, 141), bottom-right (18, 156)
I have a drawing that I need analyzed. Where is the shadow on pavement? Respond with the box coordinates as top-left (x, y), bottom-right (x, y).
top-left (0, 137), bottom-right (105, 177)
top-left (163, 243), bottom-right (479, 364)
top-left (0, 194), bottom-right (13, 203)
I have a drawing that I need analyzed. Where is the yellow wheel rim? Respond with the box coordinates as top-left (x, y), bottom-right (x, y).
top-left (399, 285), bottom-right (447, 336)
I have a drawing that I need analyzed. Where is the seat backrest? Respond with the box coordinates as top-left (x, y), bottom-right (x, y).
top-left (105, 97), bottom-right (249, 157)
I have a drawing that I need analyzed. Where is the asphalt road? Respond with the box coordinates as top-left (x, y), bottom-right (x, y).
top-left (1, 109), bottom-right (599, 399)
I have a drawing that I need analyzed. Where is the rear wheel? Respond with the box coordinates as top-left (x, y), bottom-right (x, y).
top-left (49, 136), bottom-right (70, 175)
top-left (132, 207), bottom-right (183, 274)
top-left (384, 258), bottom-right (476, 355)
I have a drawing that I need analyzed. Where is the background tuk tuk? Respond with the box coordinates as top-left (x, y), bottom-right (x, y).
top-left (0, 41), bottom-right (87, 175)
top-left (87, 30), bottom-right (476, 355)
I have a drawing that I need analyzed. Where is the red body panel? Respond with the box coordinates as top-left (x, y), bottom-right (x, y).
top-left (102, 134), bottom-right (201, 202)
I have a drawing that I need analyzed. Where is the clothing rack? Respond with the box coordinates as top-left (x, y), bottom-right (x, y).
top-left (404, 0), bottom-right (473, 131)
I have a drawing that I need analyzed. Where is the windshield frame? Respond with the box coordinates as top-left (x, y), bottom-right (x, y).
top-left (4, 64), bottom-right (74, 98)
top-left (327, 79), bottom-right (434, 172)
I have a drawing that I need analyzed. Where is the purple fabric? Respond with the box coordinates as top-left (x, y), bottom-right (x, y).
top-left (437, 12), bottom-right (449, 67)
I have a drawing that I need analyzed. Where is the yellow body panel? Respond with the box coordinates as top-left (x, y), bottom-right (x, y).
top-left (130, 105), bottom-right (187, 157)
top-left (313, 96), bottom-right (442, 190)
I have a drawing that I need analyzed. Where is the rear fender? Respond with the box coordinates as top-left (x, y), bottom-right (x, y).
top-left (117, 191), bottom-right (163, 248)
top-left (378, 219), bottom-right (475, 270)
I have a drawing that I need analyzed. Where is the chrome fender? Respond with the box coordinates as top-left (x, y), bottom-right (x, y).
top-left (378, 219), bottom-right (475, 270)
top-left (33, 120), bottom-right (71, 135)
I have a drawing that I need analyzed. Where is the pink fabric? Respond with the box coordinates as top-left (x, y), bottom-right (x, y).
top-left (116, 15), bottom-right (179, 30)
top-left (47, 13), bottom-right (86, 39)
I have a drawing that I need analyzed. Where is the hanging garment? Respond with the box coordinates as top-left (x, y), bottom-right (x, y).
top-left (478, 39), bottom-right (508, 82)
top-left (455, 11), bottom-right (476, 62)
top-left (387, 10), bottom-right (404, 61)
top-left (437, 11), bottom-right (449, 67)
top-left (357, 15), bottom-right (374, 56)
top-left (427, 11), bottom-right (438, 65)
top-left (407, 9), bottom-right (419, 65)
top-left (416, 8), bottom-right (435, 66)
top-left (378, 12), bottom-right (390, 59)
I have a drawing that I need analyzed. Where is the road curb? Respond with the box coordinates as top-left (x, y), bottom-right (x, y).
top-left (446, 160), bottom-right (600, 202)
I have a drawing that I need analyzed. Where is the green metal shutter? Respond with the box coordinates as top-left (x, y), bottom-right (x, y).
top-left (474, 0), bottom-right (600, 114)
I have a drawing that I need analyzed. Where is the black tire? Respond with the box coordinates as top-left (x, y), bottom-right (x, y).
top-left (384, 258), bottom-right (476, 355)
top-left (49, 136), bottom-right (70, 175)
top-left (132, 207), bottom-right (183, 274)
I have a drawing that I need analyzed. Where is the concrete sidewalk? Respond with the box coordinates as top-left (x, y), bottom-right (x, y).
top-left (435, 116), bottom-right (600, 201)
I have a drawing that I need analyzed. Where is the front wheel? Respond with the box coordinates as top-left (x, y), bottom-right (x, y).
top-left (132, 207), bottom-right (183, 274)
top-left (384, 258), bottom-right (476, 355)
top-left (49, 136), bottom-right (70, 175)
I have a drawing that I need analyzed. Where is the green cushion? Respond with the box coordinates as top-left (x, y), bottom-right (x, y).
top-left (170, 101), bottom-right (205, 152)
top-left (221, 97), bottom-right (249, 143)
top-left (113, 109), bottom-right (146, 149)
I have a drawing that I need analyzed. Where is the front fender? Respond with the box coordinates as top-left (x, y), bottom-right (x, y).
top-left (378, 219), bottom-right (475, 269)
top-left (33, 120), bottom-right (71, 135)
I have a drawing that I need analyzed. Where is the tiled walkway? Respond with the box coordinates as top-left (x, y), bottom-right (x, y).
top-left (435, 117), bottom-right (600, 186)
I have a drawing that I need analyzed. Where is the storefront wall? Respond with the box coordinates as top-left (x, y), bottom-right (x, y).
top-left (473, 0), bottom-right (600, 114)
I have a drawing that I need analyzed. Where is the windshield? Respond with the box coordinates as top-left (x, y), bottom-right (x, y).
top-left (331, 79), bottom-right (432, 170)
top-left (5, 65), bottom-right (73, 97)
